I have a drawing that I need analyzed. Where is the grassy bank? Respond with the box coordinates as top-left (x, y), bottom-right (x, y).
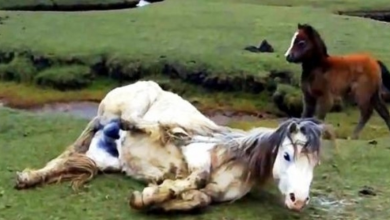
top-left (0, 0), bottom-right (390, 115)
top-left (1, 108), bottom-right (390, 220)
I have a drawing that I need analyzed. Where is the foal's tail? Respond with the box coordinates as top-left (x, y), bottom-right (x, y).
top-left (377, 60), bottom-right (390, 92)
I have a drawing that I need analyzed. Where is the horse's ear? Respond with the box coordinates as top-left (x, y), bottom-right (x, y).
top-left (288, 122), bottom-right (298, 134)
top-left (297, 23), bottom-right (303, 28)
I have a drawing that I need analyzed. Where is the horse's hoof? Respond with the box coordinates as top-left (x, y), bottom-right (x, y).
top-left (129, 191), bottom-right (145, 210)
top-left (14, 171), bottom-right (31, 190)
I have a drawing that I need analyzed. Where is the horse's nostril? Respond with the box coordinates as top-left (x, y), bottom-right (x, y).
top-left (306, 196), bottom-right (310, 203)
top-left (289, 193), bottom-right (296, 202)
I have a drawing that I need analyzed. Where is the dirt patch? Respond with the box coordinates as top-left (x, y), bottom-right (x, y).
top-left (339, 10), bottom-right (390, 22)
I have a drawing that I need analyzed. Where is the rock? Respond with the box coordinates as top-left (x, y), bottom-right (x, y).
top-left (358, 186), bottom-right (376, 196)
top-left (244, 39), bottom-right (274, 53)
top-left (368, 140), bottom-right (378, 145)
top-left (257, 40), bottom-right (274, 53)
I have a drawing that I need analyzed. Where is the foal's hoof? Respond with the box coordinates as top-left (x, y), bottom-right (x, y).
top-left (14, 171), bottom-right (32, 190)
top-left (129, 191), bottom-right (145, 210)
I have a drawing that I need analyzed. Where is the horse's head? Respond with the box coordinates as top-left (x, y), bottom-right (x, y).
top-left (284, 23), bottom-right (328, 63)
top-left (271, 118), bottom-right (330, 212)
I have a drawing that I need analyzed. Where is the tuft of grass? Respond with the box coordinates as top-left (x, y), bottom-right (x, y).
top-left (0, 55), bottom-right (37, 83)
top-left (1, 108), bottom-right (390, 219)
top-left (0, 80), bottom-right (113, 108)
top-left (34, 65), bottom-right (93, 90)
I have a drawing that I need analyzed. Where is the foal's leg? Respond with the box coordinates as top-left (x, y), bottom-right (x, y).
top-left (301, 91), bottom-right (317, 118)
top-left (15, 117), bottom-right (101, 190)
top-left (129, 169), bottom-right (209, 210)
top-left (372, 92), bottom-right (390, 132)
top-left (351, 92), bottom-right (374, 140)
top-left (315, 94), bottom-right (334, 120)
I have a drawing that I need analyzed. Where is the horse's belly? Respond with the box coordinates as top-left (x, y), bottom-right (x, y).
top-left (119, 136), bottom-right (187, 181)
top-left (181, 142), bottom-right (215, 171)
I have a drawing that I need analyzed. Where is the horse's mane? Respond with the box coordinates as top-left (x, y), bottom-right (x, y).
top-left (227, 117), bottom-right (324, 183)
top-left (298, 23), bottom-right (329, 57)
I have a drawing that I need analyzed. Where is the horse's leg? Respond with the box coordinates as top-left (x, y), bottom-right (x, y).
top-left (119, 117), bottom-right (190, 144)
top-left (129, 169), bottom-right (208, 210)
top-left (15, 116), bottom-right (101, 190)
top-left (151, 189), bottom-right (212, 212)
top-left (301, 90), bottom-right (317, 118)
top-left (351, 90), bottom-right (374, 139)
top-left (315, 94), bottom-right (334, 120)
top-left (372, 91), bottom-right (390, 132)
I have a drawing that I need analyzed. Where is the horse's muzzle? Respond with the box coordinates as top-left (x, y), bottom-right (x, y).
top-left (285, 54), bottom-right (296, 63)
top-left (284, 193), bottom-right (309, 212)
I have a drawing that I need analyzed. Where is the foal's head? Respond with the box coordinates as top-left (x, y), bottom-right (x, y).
top-left (270, 118), bottom-right (327, 212)
top-left (284, 23), bottom-right (328, 63)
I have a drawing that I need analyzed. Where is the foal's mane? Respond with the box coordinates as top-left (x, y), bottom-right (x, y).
top-left (298, 23), bottom-right (329, 58)
top-left (231, 118), bottom-right (324, 183)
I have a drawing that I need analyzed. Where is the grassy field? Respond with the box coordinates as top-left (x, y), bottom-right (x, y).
top-left (1, 108), bottom-right (390, 220)
top-left (0, 1), bottom-right (390, 219)
top-left (0, 0), bottom-right (390, 114)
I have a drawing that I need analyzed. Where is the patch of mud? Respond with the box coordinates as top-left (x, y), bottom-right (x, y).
top-left (7, 101), bottom-right (263, 126)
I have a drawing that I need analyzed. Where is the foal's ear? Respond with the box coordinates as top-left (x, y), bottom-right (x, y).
top-left (297, 23), bottom-right (303, 28)
top-left (288, 122), bottom-right (298, 134)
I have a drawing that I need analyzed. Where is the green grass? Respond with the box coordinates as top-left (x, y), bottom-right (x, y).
top-left (1, 108), bottom-right (390, 220)
top-left (1, 1), bottom-right (390, 219)
top-left (0, 0), bottom-right (389, 115)
top-left (0, 0), bottom-right (390, 80)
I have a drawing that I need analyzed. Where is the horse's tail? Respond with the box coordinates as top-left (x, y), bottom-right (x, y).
top-left (377, 60), bottom-right (390, 92)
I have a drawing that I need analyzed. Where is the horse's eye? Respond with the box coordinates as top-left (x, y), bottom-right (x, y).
top-left (283, 153), bottom-right (291, 162)
top-left (297, 41), bottom-right (306, 47)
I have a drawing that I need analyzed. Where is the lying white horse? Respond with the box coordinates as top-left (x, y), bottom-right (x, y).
top-left (15, 80), bottom-right (335, 213)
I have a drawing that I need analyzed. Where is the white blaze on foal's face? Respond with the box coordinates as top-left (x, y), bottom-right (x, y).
top-left (272, 123), bottom-right (319, 212)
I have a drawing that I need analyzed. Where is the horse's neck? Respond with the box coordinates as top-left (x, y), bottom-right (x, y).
top-left (235, 128), bottom-right (278, 182)
top-left (237, 128), bottom-right (275, 151)
top-left (301, 56), bottom-right (329, 82)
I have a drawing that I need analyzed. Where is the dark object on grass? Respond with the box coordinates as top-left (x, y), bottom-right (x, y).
top-left (244, 39), bottom-right (274, 53)
top-left (367, 140), bottom-right (378, 145)
top-left (358, 186), bottom-right (376, 196)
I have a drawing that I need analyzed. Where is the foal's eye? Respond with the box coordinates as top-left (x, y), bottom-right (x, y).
top-left (283, 153), bottom-right (291, 162)
top-left (297, 40), bottom-right (306, 47)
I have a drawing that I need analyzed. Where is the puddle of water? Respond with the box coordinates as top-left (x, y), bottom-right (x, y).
top-left (5, 101), bottom-right (263, 125)
top-left (28, 102), bottom-right (99, 120)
